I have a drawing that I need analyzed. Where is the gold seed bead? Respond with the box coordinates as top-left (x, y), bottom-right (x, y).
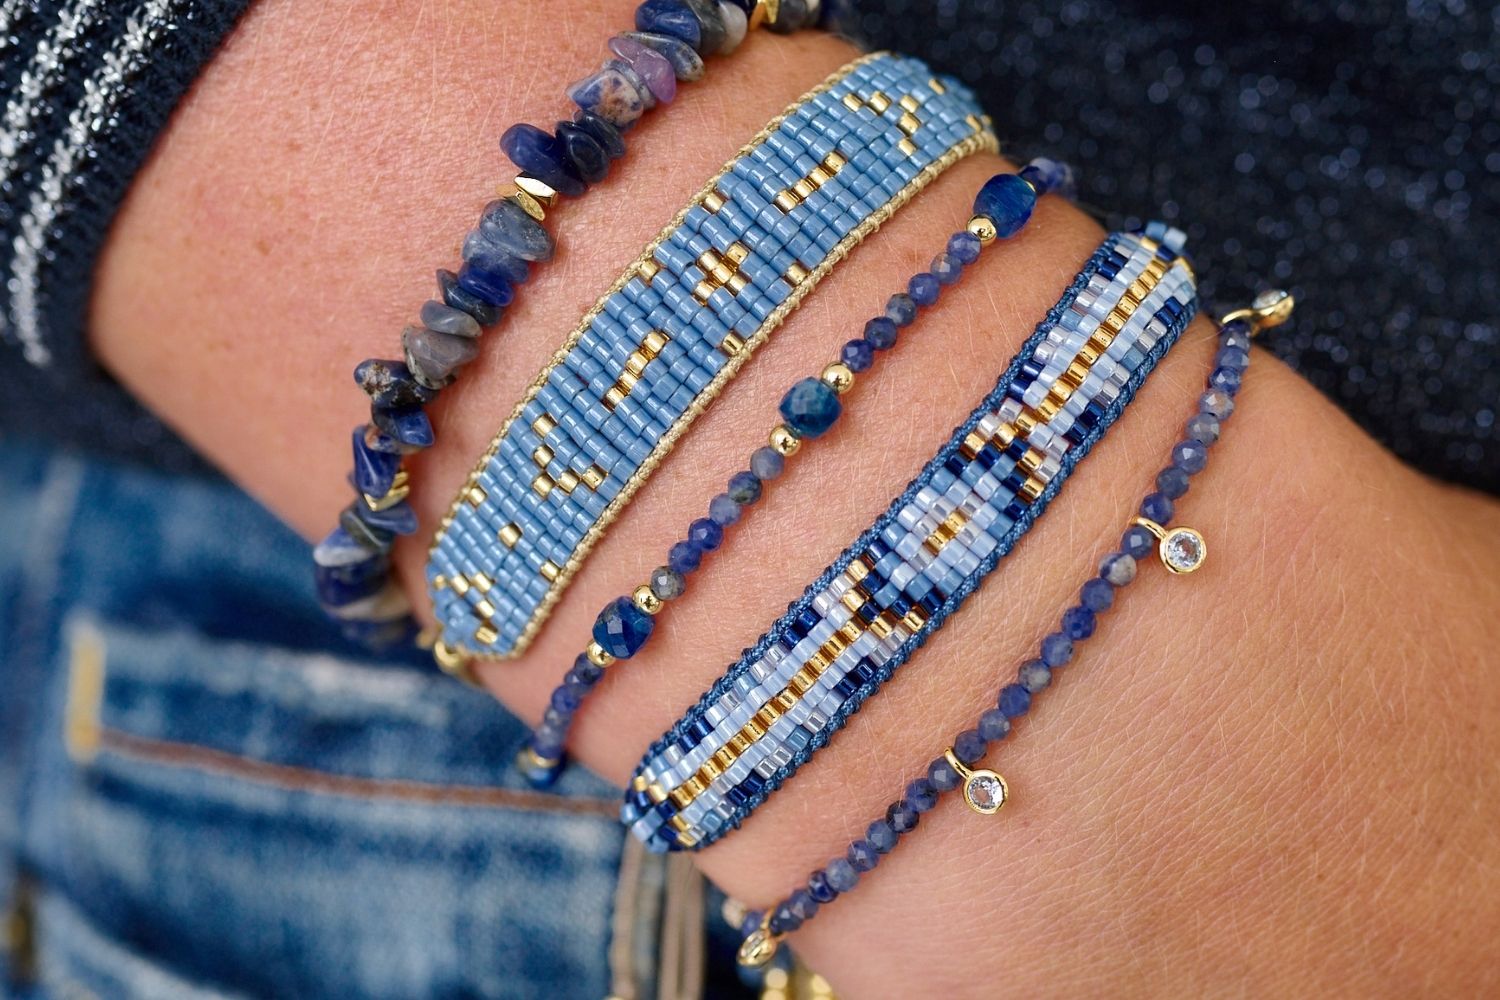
top-left (633, 585), bottom-right (663, 615)
top-left (967, 214), bottom-right (998, 244)
top-left (586, 641), bottom-right (616, 668)
top-left (769, 424), bottom-right (801, 456)
top-left (820, 362), bottom-right (854, 394)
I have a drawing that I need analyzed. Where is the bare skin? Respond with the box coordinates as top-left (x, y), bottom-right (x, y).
top-left (90, 1), bottom-right (1500, 996)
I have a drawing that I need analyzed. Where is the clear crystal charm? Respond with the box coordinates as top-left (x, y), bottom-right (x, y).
top-left (963, 771), bottom-right (1009, 815)
top-left (1159, 527), bottom-right (1207, 574)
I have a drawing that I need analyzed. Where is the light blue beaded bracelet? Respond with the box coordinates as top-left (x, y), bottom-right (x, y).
top-left (426, 52), bottom-right (997, 662)
top-left (626, 224), bottom-right (1198, 852)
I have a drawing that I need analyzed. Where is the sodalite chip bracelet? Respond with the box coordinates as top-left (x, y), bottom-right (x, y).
top-left (426, 53), bottom-right (998, 662)
top-left (310, 0), bottom-right (823, 648)
top-left (735, 290), bottom-right (1296, 970)
top-left (626, 224), bottom-right (1199, 852)
top-left (514, 158), bottom-right (1079, 788)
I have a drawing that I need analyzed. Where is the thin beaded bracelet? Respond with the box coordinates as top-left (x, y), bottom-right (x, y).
top-left (626, 224), bottom-right (1199, 852)
top-left (513, 157), bottom-right (1079, 788)
top-left (310, 0), bottom-right (824, 648)
top-left (426, 54), bottom-right (997, 662)
top-left (734, 290), bottom-right (1296, 970)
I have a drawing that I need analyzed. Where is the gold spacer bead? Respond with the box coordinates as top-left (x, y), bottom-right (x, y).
top-left (632, 585), bottom-right (663, 616)
top-left (498, 182), bottom-right (545, 222)
top-left (968, 215), bottom-right (998, 244)
top-left (586, 641), bottom-right (616, 668)
top-left (749, 0), bottom-right (779, 30)
top-left (514, 174), bottom-right (559, 209)
top-left (769, 424), bottom-right (801, 456)
top-left (820, 362), bottom-right (854, 394)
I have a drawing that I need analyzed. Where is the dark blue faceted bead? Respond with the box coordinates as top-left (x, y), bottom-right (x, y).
top-left (1215, 345), bottom-right (1250, 371)
top-left (1018, 156), bottom-right (1075, 197)
top-left (947, 230), bottom-right (982, 264)
top-left (841, 338), bottom-right (874, 372)
top-left (867, 819), bottom-right (898, 853)
top-left (687, 516), bottom-right (723, 552)
top-left (779, 377), bottom-right (842, 438)
top-left (1040, 631), bottom-right (1074, 667)
top-left (1210, 366), bottom-right (1243, 395)
top-left (572, 110), bottom-right (626, 160)
top-left (635, 0), bottom-right (701, 48)
top-left (1172, 439), bottom-right (1209, 475)
top-left (905, 778), bottom-right (938, 813)
top-left (750, 446), bottom-right (784, 481)
top-left (570, 652), bottom-right (605, 686)
top-left (998, 683), bottom-right (1032, 718)
top-left (1062, 605), bottom-right (1096, 640)
top-left (707, 493), bottom-right (741, 526)
top-left (438, 269), bottom-right (501, 326)
top-left (788, 888), bottom-right (819, 923)
top-left (928, 755), bottom-right (962, 792)
top-left (352, 426), bottom-right (402, 497)
top-left (668, 540), bottom-right (702, 575)
top-left (1018, 658), bottom-right (1052, 694)
top-left (457, 260), bottom-right (516, 308)
top-left (863, 316), bottom-right (898, 350)
top-left (847, 840), bottom-right (879, 872)
top-left (930, 252), bottom-right (963, 285)
top-left (1156, 465), bottom-right (1191, 500)
top-left (1186, 412), bottom-right (1221, 446)
top-left (769, 902), bottom-right (800, 935)
top-left (1140, 491), bottom-right (1174, 524)
top-left (978, 707), bottom-right (1012, 742)
top-left (1200, 389), bottom-right (1235, 420)
top-left (592, 595), bottom-right (655, 658)
top-left (542, 707), bottom-right (570, 729)
top-left (908, 272), bottom-right (940, 306)
top-left (727, 470), bottom-right (762, 504)
top-left (1080, 577), bottom-right (1115, 612)
top-left (550, 684), bottom-right (583, 714)
top-left (953, 728), bottom-right (987, 764)
top-left (370, 405), bottom-right (434, 449)
top-left (825, 858), bottom-right (859, 893)
top-left (500, 124), bottom-right (585, 197)
top-left (885, 293), bottom-right (917, 327)
top-left (1100, 551), bottom-right (1137, 587)
top-left (807, 869), bottom-right (837, 903)
top-left (355, 358), bottom-right (440, 410)
top-left (973, 173), bottom-right (1038, 238)
top-left (314, 554), bottom-right (386, 607)
top-left (1122, 524), bottom-right (1157, 559)
top-left (886, 801), bottom-right (920, 834)
top-left (555, 121), bottom-right (610, 185)
top-left (530, 725), bottom-right (566, 758)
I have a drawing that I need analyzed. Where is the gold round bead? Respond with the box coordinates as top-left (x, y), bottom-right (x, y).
top-left (967, 214), bottom-right (998, 244)
top-left (769, 424), bottom-right (801, 456)
top-left (586, 641), bottom-right (617, 668)
top-left (820, 362), bottom-right (854, 394)
top-left (632, 584), bottom-right (663, 615)
top-left (749, 0), bottom-right (779, 30)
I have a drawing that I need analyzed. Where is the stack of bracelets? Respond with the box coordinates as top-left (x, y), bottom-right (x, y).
top-left (310, 0), bottom-right (1299, 982)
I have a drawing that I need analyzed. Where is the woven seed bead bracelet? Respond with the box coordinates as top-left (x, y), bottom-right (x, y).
top-left (734, 289), bottom-right (1295, 969)
top-left (513, 158), bottom-right (1078, 788)
top-left (626, 224), bottom-right (1198, 852)
top-left (310, 0), bottom-right (824, 648)
top-left (426, 54), bottom-right (997, 663)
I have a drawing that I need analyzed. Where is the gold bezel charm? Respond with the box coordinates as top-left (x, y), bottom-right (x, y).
top-left (1132, 516), bottom-right (1207, 575)
top-left (944, 749), bottom-right (1009, 816)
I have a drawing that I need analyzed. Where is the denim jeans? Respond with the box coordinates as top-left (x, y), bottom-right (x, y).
top-left (0, 442), bottom-right (753, 1000)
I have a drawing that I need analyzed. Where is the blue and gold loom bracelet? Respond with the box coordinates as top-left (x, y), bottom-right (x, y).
top-left (627, 224), bottom-right (1198, 852)
top-left (426, 53), bottom-right (997, 661)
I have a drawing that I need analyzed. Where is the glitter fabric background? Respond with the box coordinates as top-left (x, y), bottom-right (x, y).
top-left (3, 1), bottom-right (1497, 495)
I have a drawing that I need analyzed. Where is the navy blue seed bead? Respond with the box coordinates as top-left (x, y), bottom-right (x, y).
top-left (1173, 439), bottom-right (1209, 475)
top-left (750, 446), bottom-right (784, 481)
top-left (863, 316), bottom-right (898, 350)
top-left (1100, 552), bottom-right (1137, 586)
top-left (826, 858), bottom-right (859, 892)
top-left (807, 869), bottom-right (837, 903)
top-left (998, 683), bottom-right (1032, 718)
top-left (1186, 412), bottom-right (1221, 445)
top-left (947, 230), bottom-right (982, 264)
top-left (841, 338), bottom-right (874, 372)
top-left (908, 272), bottom-right (940, 306)
top-left (1062, 605), bottom-right (1096, 640)
top-left (650, 565), bottom-right (685, 600)
top-left (928, 756), bottom-right (961, 791)
top-left (635, 0), bottom-right (701, 48)
top-left (885, 293), bottom-right (917, 327)
top-left (1200, 390), bottom-right (1235, 420)
top-left (707, 493), bottom-right (741, 526)
top-left (1122, 524), bottom-right (1156, 559)
top-left (972, 172), bottom-right (1038, 237)
top-left (668, 540), bottom-right (702, 574)
top-left (1080, 577), bottom-right (1114, 612)
top-left (555, 121), bottom-right (610, 185)
top-left (1156, 466), bottom-right (1190, 500)
top-left (886, 801), bottom-right (920, 834)
top-left (788, 889), bottom-right (819, 923)
top-left (1140, 491), bottom-right (1174, 524)
top-left (848, 840), bottom-right (879, 872)
top-left (952, 728), bottom-right (987, 764)
top-left (931, 252), bottom-right (963, 285)
top-left (499, 124), bottom-right (585, 197)
top-left (867, 819), bottom-right (898, 853)
top-left (905, 778), bottom-right (938, 813)
top-left (1040, 631), bottom-right (1074, 667)
top-left (977, 707), bottom-right (1011, 741)
top-left (688, 516), bottom-right (723, 552)
top-left (1210, 366), bottom-right (1243, 395)
top-left (779, 378), bottom-right (842, 439)
top-left (437, 269), bottom-right (501, 326)
top-left (1018, 658), bottom-right (1052, 693)
top-left (593, 595), bottom-right (655, 658)
top-left (572, 110), bottom-right (626, 160)
top-left (727, 470), bottom-right (762, 504)
top-left (1216, 345), bottom-right (1250, 371)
